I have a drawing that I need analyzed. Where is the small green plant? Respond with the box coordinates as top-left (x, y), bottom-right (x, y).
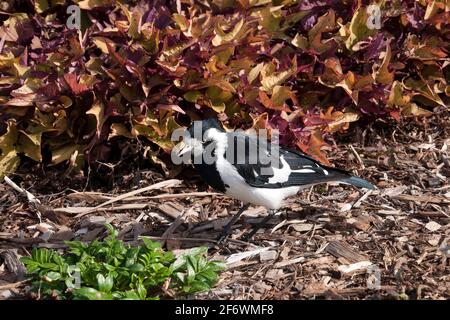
top-left (21, 224), bottom-right (224, 300)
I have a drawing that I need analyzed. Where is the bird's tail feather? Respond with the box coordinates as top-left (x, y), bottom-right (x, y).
top-left (340, 176), bottom-right (375, 190)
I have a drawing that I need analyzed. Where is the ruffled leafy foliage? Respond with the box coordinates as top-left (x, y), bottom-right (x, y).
top-left (0, 0), bottom-right (449, 176)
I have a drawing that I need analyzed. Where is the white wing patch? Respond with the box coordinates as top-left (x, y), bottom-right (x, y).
top-left (268, 156), bottom-right (291, 184)
top-left (294, 169), bottom-right (316, 173)
top-left (267, 156), bottom-right (316, 184)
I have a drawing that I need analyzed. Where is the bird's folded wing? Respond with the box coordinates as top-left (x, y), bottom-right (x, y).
top-left (225, 133), bottom-right (350, 188)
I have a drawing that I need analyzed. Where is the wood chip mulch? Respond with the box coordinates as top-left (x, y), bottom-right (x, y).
top-left (1, 112), bottom-right (449, 300)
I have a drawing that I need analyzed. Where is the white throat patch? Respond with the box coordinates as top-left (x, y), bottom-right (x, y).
top-left (204, 128), bottom-right (227, 154)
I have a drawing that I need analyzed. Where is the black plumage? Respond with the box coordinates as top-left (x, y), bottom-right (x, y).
top-left (174, 118), bottom-right (375, 240)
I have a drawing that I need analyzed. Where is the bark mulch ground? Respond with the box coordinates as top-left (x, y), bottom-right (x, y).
top-left (0, 112), bottom-right (449, 300)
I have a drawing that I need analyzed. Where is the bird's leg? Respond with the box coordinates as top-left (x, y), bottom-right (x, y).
top-left (217, 203), bottom-right (251, 242)
top-left (241, 209), bottom-right (276, 241)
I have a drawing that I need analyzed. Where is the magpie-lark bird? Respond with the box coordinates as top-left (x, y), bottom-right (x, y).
top-left (173, 118), bottom-right (374, 240)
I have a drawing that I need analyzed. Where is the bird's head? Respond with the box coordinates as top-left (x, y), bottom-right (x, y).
top-left (172, 118), bottom-right (225, 159)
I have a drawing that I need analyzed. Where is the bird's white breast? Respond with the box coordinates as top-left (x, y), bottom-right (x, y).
top-left (208, 129), bottom-right (300, 209)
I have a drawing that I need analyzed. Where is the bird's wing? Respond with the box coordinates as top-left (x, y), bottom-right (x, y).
top-left (225, 133), bottom-right (350, 188)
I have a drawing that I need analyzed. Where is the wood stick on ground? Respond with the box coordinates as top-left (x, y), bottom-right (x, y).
top-left (67, 191), bottom-right (221, 202)
top-left (0, 280), bottom-right (30, 290)
top-left (160, 209), bottom-right (188, 246)
top-left (54, 203), bottom-right (149, 215)
top-left (326, 241), bottom-right (369, 264)
top-left (352, 190), bottom-right (373, 208)
top-left (74, 179), bottom-right (182, 219)
top-left (3, 176), bottom-right (42, 222)
top-left (349, 145), bottom-right (365, 169)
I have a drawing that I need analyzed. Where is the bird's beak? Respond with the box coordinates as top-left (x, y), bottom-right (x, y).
top-left (173, 140), bottom-right (193, 157)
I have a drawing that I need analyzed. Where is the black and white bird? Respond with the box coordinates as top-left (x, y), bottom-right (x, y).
top-left (173, 118), bottom-right (374, 240)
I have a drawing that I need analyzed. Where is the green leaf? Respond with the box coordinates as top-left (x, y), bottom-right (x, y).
top-left (0, 122), bottom-right (19, 180)
top-left (50, 144), bottom-right (79, 165)
top-left (34, 0), bottom-right (49, 14)
top-left (21, 225), bottom-right (223, 299)
top-left (257, 6), bottom-right (282, 35)
top-left (403, 77), bottom-right (445, 107)
top-left (128, 264), bottom-right (144, 272)
top-left (374, 44), bottom-right (394, 85)
top-left (183, 91), bottom-right (202, 103)
top-left (136, 282), bottom-right (147, 300)
top-left (78, 0), bottom-right (113, 10)
top-left (345, 7), bottom-right (377, 50)
top-left (271, 85), bottom-right (293, 107)
top-left (308, 10), bottom-right (336, 54)
top-left (118, 290), bottom-right (141, 300)
top-left (73, 287), bottom-right (114, 300)
top-left (248, 62), bottom-right (264, 84)
top-left (291, 33), bottom-right (309, 50)
top-left (97, 274), bottom-right (114, 292)
top-left (260, 58), bottom-right (297, 93)
top-left (17, 130), bottom-right (42, 162)
top-left (212, 18), bottom-right (245, 46)
top-left (45, 271), bottom-right (61, 282)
